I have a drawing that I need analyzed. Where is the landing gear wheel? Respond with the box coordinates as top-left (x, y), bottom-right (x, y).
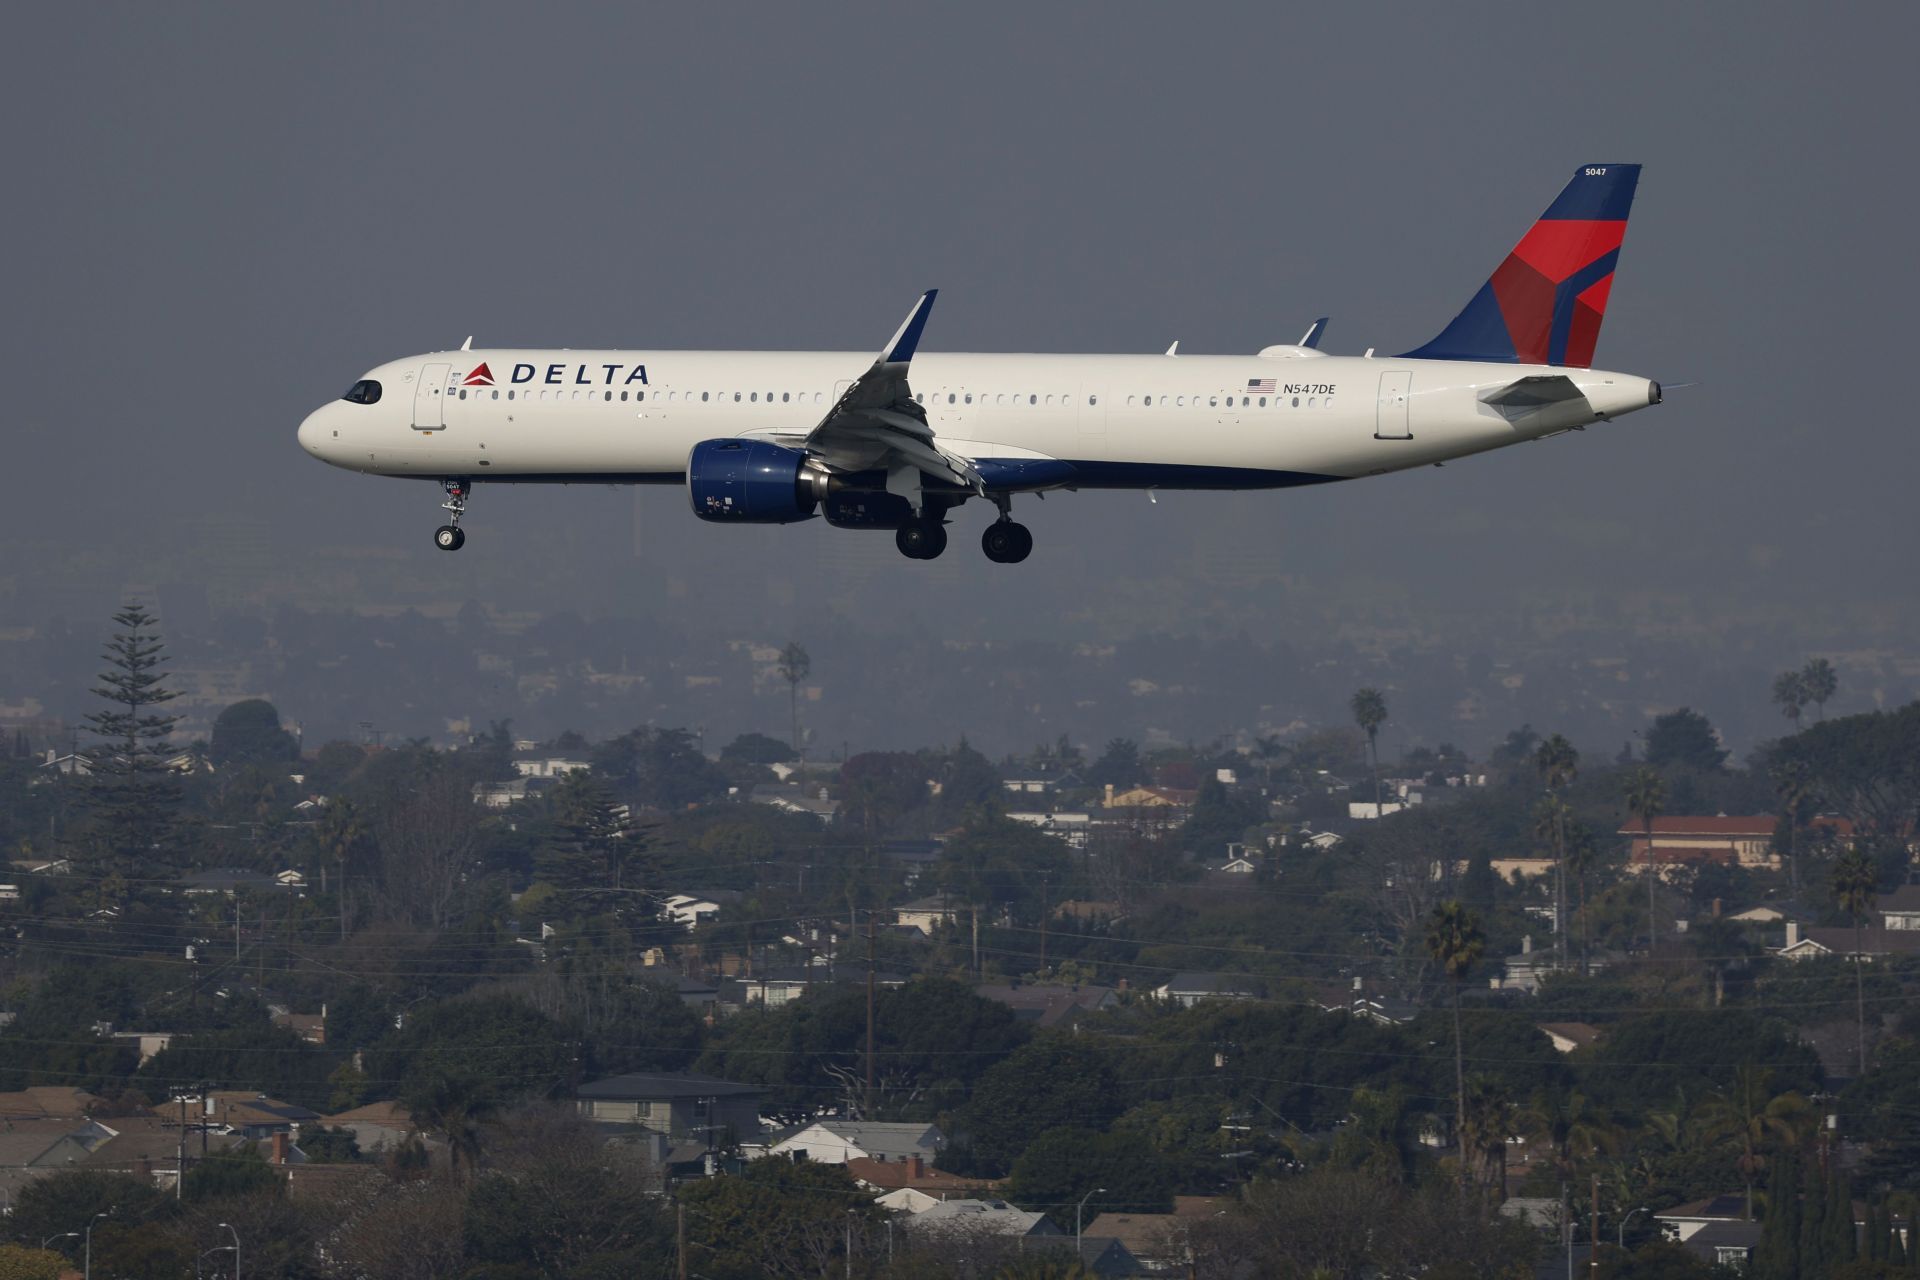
top-left (434, 525), bottom-right (465, 551)
top-left (895, 519), bottom-right (948, 560)
top-left (981, 521), bottom-right (1032, 564)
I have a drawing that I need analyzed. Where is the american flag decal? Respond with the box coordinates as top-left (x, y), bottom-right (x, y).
top-left (1246, 377), bottom-right (1276, 394)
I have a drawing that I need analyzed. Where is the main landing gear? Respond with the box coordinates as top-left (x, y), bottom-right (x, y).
top-left (434, 479), bottom-right (469, 551)
top-left (894, 518), bottom-right (947, 560)
top-left (981, 519), bottom-right (1033, 564)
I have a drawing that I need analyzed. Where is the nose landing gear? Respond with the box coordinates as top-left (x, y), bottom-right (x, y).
top-left (434, 479), bottom-right (469, 551)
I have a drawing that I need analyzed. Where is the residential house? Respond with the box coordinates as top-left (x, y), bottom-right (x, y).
top-left (895, 896), bottom-right (959, 935)
top-left (1153, 972), bottom-right (1260, 1008)
top-left (1655, 1195), bottom-right (1777, 1268)
top-left (574, 1071), bottom-right (765, 1147)
top-left (769, 1120), bottom-right (942, 1165)
top-left (1006, 811), bottom-right (1092, 849)
top-left (1617, 815), bottom-right (1786, 874)
top-left (271, 1009), bottom-right (326, 1045)
top-left (512, 752), bottom-right (590, 779)
top-left (472, 779), bottom-right (533, 808)
top-left (848, 1154), bottom-right (1000, 1211)
top-left (975, 982), bottom-right (1119, 1030)
top-left (1727, 903), bottom-right (1788, 924)
top-left (177, 869), bottom-right (286, 897)
top-left (1776, 920), bottom-right (1920, 962)
top-left (82, 1114), bottom-right (242, 1192)
top-left (904, 1198), bottom-right (1064, 1241)
top-left (1315, 977), bottom-right (1417, 1025)
top-left (205, 1092), bottom-right (321, 1140)
top-left (734, 968), bottom-right (813, 1008)
top-left (1495, 936), bottom-right (1566, 994)
top-left (320, 1100), bottom-right (421, 1156)
top-left (0, 1119), bottom-right (99, 1202)
top-left (0, 1086), bottom-right (104, 1120)
top-left (751, 784), bottom-right (840, 821)
top-left (660, 894), bottom-right (725, 930)
top-left (1103, 785), bottom-right (1197, 810)
top-left (110, 1031), bottom-right (176, 1065)
top-left (1536, 1022), bottom-right (1604, 1055)
top-left (1880, 885), bottom-right (1920, 930)
top-left (1084, 1198), bottom-right (1232, 1275)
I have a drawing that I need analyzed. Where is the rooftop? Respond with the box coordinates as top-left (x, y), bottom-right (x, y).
top-left (576, 1071), bottom-right (764, 1101)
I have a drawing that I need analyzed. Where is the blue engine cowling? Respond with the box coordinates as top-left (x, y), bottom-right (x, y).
top-left (686, 439), bottom-right (819, 523)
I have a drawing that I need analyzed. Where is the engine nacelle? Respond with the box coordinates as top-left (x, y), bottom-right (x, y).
top-left (686, 439), bottom-right (821, 524)
top-left (822, 491), bottom-right (917, 530)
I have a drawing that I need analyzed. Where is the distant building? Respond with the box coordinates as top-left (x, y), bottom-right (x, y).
top-left (575, 1071), bottom-right (765, 1147)
top-left (975, 982), bottom-right (1119, 1030)
top-left (1776, 920), bottom-right (1920, 962)
top-left (1154, 972), bottom-right (1259, 1008)
top-left (895, 896), bottom-right (959, 935)
top-left (1104, 785), bottom-right (1197, 810)
top-left (1617, 815), bottom-right (1798, 874)
top-left (512, 753), bottom-right (590, 779)
top-left (1006, 811), bottom-right (1092, 849)
top-left (1535, 1022), bottom-right (1604, 1054)
top-left (769, 1120), bottom-right (942, 1165)
top-left (904, 1198), bottom-right (1063, 1241)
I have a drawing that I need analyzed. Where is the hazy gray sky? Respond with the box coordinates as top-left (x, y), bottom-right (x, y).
top-left (4, 3), bottom-right (1914, 645)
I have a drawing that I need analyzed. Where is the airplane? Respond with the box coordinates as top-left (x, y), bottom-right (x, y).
top-left (297, 163), bottom-right (1660, 563)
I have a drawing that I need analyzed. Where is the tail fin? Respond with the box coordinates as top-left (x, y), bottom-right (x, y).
top-left (1400, 164), bottom-right (1641, 367)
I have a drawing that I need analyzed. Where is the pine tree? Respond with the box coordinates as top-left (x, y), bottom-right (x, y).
top-left (81, 604), bottom-right (181, 871)
top-left (1756, 1145), bottom-right (1801, 1280)
top-left (1799, 1151), bottom-right (1827, 1275)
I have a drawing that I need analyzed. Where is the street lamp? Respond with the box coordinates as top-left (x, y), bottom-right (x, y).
top-left (219, 1222), bottom-right (241, 1279)
top-left (85, 1210), bottom-right (111, 1280)
top-left (1619, 1206), bottom-right (1650, 1248)
top-left (42, 1231), bottom-right (80, 1252)
top-left (1076, 1187), bottom-right (1108, 1251)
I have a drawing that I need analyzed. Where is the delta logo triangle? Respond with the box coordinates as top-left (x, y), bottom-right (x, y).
top-left (462, 362), bottom-right (495, 387)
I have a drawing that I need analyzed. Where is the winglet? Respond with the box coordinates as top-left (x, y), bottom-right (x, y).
top-left (881, 290), bottom-right (938, 365)
top-left (1299, 318), bottom-right (1329, 349)
top-left (460, 336), bottom-right (473, 352)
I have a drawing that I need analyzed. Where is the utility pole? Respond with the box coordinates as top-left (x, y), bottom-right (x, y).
top-left (676, 1200), bottom-right (687, 1280)
top-left (865, 908), bottom-right (877, 1118)
top-left (1590, 1174), bottom-right (1600, 1276)
top-left (1039, 871), bottom-right (1050, 973)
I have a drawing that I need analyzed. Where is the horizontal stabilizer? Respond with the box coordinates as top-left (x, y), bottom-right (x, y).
top-left (1480, 374), bottom-right (1588, 411)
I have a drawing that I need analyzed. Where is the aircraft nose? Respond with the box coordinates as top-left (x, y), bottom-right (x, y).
top-left (297, 405), bottom-right (330, 457)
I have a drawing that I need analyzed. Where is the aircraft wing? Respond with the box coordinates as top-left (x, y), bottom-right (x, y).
top-left (801, 291), bottom-right (984, 493)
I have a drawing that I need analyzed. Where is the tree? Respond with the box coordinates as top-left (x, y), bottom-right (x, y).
top-left (1773, 671), bottom-right (1811, 733)
top-left (208, 699), bottom-right (299, 767)
top-left (954, 1039), bottom-right (1121, 1175)
top-left (720, 732), bottom-right (793, 765)
top-left (1833, 847), bottom-right (1879, 1078)
top-left (1351, 688), bottom-right (1388, 814)
top-left (1695, 1065), bottom-right (1812, 1219)
top-left (81, 605), bottom-right (182, 869)
top-left (777, 642), bottom-right (811, 764)
top-left (1536, 734), bottom-right (1579, 967)
top-left (1645, 708), bottom-right (1728, 773)
top-left (463, 1118), bottom-right (670, 1276)
top-left (1425, 900), bottom-right (1486, 1186)
top-left (679, 1157), bottom-right (878, 1280)
top-left (1087, 738), bottom-right (1143, 789)
top-left (0, 1246), bottom-right (69, 1280)
top-left (7, 1170), bottom-right (163, 1259)
top-left (1770, 756), bottom-right (1814, 897)
top-left (539, 769), bottom-right (631, 891)
top-left (1624, 765), bottom-right (1667, 950)
top-left (313, 797), bottom-right (368, 936)
top-left (1801, 658), bottom-right (1839, 722)
top-left (1006, 1127), bottom-right (1176, 1228)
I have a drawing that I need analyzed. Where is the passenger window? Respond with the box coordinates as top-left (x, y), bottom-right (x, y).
top-left (782, 392), bottom-right (790, 402)
top-left (1028, 394), bottom-right (1036, 405)
top-left (491, 389), bottom-right (499, 400)
top-left (702, 392), bottom-right (709, 402)
top-left (1291, 396), bottom-right (1299, 407)
top-left (1089, 395), bottom-right (1097, 406)
top-left (604, 391), bottom-right (613, 402)
top-left (637, 391), bottom-right (645, 402)
top-left (750, 392), bottom-right (758, 402)
top-left (947, 394), bottom-right (956, 404)
top-left (964, 393), bottom-right (972, 404)
top-left (506, 390), bottom-right (515, 401)
top-left (1175, 396), bottom-right (1185, 406)
top-left (1258, 396), bottom-right (1266, 407)
top-left (1309, 396), bottom-right (1318, 407)
top-left (341, 379), bottom-right (383, 405)
top-left (457, 389), bottom-right (466, 400)
top-left (1208, 396), bottom-right (1217, 407)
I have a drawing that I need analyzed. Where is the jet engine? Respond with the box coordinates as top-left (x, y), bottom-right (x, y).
top-left (686, 440), bottom-right (826, 524)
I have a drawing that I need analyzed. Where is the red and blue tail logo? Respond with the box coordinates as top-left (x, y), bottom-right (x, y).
top-left (1401, 164), bottom-right (1641, 367)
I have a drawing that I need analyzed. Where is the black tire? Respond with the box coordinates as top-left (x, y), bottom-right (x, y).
top-left (895, 519), bottom-right (946, 560)
top-left (434, 525), bottom-right (463, 551)
top-left (991, 521), bottom-right (1032, 564)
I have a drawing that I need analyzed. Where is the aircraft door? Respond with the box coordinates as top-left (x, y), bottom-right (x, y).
top-left (1374, 371), bottom-right (1412, 440)
top-left (413, 363), bottom-right (451, 431)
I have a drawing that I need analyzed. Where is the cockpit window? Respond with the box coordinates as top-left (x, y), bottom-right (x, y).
top-left (342, 379), bottom-right (382, 405)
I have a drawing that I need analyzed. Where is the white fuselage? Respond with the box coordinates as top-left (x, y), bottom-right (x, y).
top-left (297, 348), bottom-right (1658, 490)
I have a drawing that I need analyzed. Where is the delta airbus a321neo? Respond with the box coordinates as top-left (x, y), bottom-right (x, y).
top-left (298, 164), bottom-right (1660, 563)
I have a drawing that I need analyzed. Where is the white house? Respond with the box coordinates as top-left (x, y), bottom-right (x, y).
top-left (769, 1120), bottom-right (943, 1165)
top-left (894, 896), bottom-right (958, 935)
top-left (512, 754), bottom-right (590, 779)
top-left (660, 895), bottom-right (722, 930)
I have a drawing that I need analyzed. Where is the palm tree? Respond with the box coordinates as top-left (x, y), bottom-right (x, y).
top-left (1696, 1065), bottom-right (1813, 1219)
top-left (1832, 847), bottom-right (1879, 1076)
top-left (1518, 1089), bottom-right (1620, 1188)
top-left (1425, 899), bottom-right (1485, 1186)
top-left (777, 641), bottom-right (811, 764)
top-left (314, 799), bottom-right (367, 941)
top-left (1350, 688), bottom-right (1388, 816)
top-left (1769, 757), bottom-right (1814, 896)
top-left (1459, 1077), bottom-right (1516, 1197)
top-left (1622, 765), bottom-right (1666, 950)
top-left (1772, 670), bottom-right (1809, 732)
top-left (1801, 657), bottom-right (1838, 721)
top-left (1534, 735), bottom-right (1578, 967)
